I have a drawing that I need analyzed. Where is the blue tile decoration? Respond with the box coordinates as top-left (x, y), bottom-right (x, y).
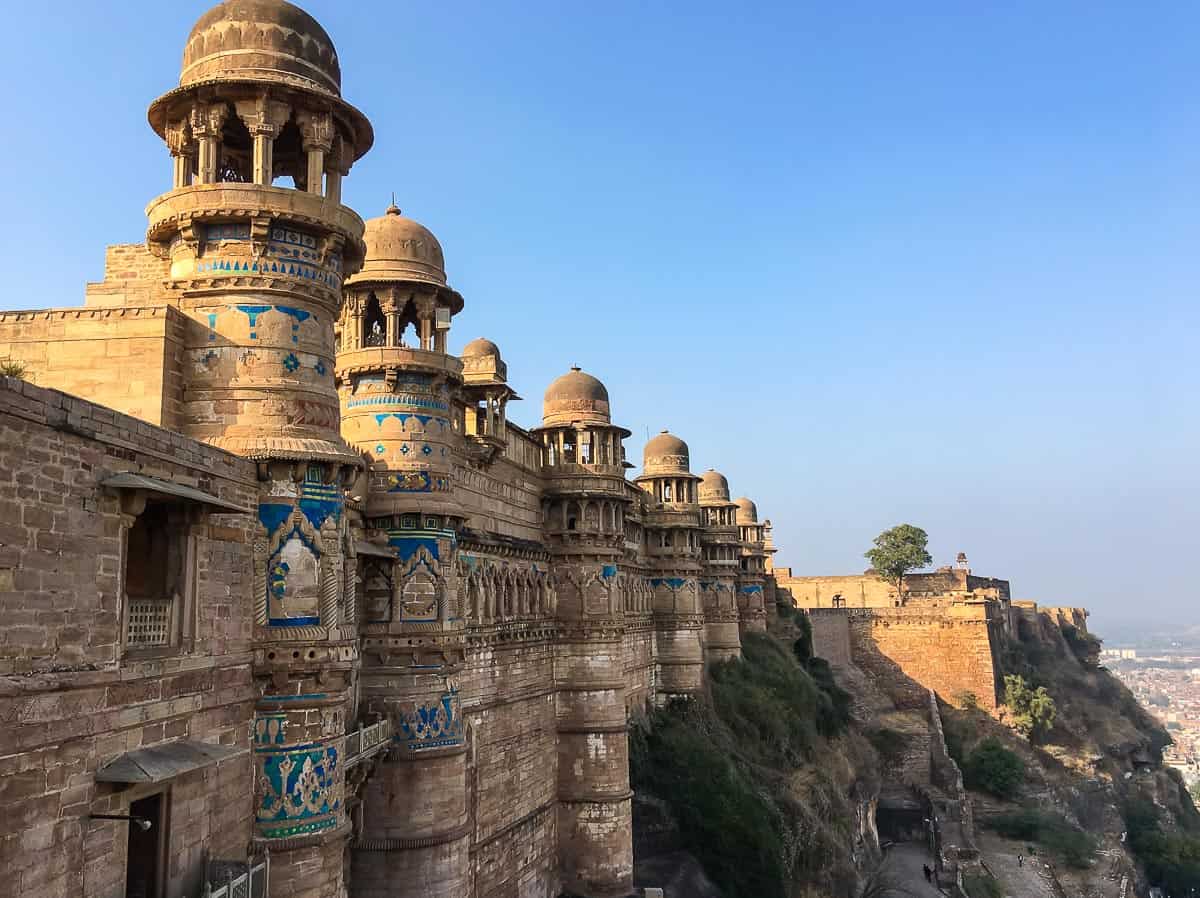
top-left (421, 444), bottom-right (432, 456)
top-left (299, 479), bottom-right (342, 532)
top-left (314, 360), bottom-right (327, 376)
top-left (650, 577), bottom-right (688, 589)
top-left (258, 502), bottom-right (293, 536)
top-left (386, 471), bottom-right (432, 492)
top-left (257, 744), bottom-right (341, 838)
top-left (253, 714), bottom-right (288, 747)
top-left (375, 444), bottom-right (386, 455)
top-left (234, 304), bottom-right (272, 341)
top-left (282, 353), bottom-right (300, 373)
top-left (739, 585), bottom-right (764, 594)
top-left (397, 691), bottom-right (464, 753)
top-left (601, 564), bottom-right (618, 579)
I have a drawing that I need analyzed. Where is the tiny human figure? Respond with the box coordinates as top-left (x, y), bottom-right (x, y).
top-left (1018, 853), bottom-right (1024, 867)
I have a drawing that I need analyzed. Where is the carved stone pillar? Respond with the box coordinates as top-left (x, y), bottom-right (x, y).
top-left (298, 110), bottom-right (334, 196)
top-left (326, 134), bottom-right (352, 205)
top-left (189, 103), bottom-right (228, 185)
top-left (236, 96), bottom-right (291, 186)
top-left (165, 118), bottom-right (195, 189)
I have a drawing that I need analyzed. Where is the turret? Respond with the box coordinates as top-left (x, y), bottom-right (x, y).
top-left (635, 432), bottom-right (705, 696)
top-left (143, 2), bottom-right (372, 890)
top-left (335, 205), bottom-right (470, 897)
top-left (735, 497), bottom-right (769, 633)
top-left (533, 368), bottom-right (635, 898)
top-left (698, 469), bottom-right (742, 660)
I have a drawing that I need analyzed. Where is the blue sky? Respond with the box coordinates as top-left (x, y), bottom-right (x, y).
top-left (3, 1), bottom-right (1197, 632)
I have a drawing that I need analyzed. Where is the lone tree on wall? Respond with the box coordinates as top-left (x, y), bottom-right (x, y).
top-left (865, 524), bottom-right (932, 601)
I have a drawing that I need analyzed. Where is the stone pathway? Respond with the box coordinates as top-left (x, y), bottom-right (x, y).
top-left (977, 832), bottom-right (1059, 898)
top-left (877, 842), bottom-right (948, 897)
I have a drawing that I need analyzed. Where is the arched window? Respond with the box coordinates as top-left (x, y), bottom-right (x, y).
top-left (364, 294), bottom-right (386, 346)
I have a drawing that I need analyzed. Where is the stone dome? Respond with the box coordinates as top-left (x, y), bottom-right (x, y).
top-left (643, 430), bottom-right (690, 475)
top-left (734, 497), bottom-right (758, 524)
top-left (542, 367), bottom-right (610, 427)
top-left (699, 469), bottom-right (731, 504)
top-left (181, 0), bottom-right (342, 95)
top-left (462, 338), bottom-right (502, 361)
top-left (350, 205), bottom-right (448, 287)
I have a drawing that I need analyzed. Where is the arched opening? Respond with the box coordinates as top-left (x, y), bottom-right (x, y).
top-left (270, 117), bottom-right (306, 189)
top-left (363, 293), bottom-right (386, 346)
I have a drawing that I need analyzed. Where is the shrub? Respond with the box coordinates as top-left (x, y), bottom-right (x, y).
top-left (0, 358), bottom-right (27, 378)
top-left (988, 809), bottom-right (1095, 869)
top-left (630, 706), bottom-right (788, 897)
top-left (963, 872), bottom-right (1003, 898)
top-left (1003, 674), bottom-right (1056, 741)
top-left (962, 739), bottom-right (1024, 800)
top-left (1123, 799), bottom-right (1200, 894)
top-left (868, 728), bottom-right (910, 766)
top-left (791, 612), bottom-right (814, 665)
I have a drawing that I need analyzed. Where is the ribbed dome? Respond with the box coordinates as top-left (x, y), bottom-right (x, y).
top-left (350, 205), bottom-right (447, 286)
top-left (643, 430), bottom-right (690, 475)
top-left (462, 338), bottom-right (501, 361)
top-left (542, 367), bottom-right (610, 427)
top-left (181, 0), bottom-right (342, 95)
top-left (699, 469), bottom-right (731, 504)
top-left (734, 497), bottom-right (758, 524)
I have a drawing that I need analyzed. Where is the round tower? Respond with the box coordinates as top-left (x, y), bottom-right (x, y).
top-left (144, 3), bottom-right (372, 892)
top-left (735, 497), bottom-right (769, 633)
top-left (335, 206), bottom-right (470, 898)
top-left (698, 469), bottom-right (742, 660)
top-left (533, 368), bottom-right (634, 898)
top-left (635, 432), bottom-right (705, 696)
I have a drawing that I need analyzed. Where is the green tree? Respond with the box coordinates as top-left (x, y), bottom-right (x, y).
top-left (1003, 674), bottom-right (1057, 741)
top-left (962, 738), bottom-right (1025, 799)
top-left (864, 524), bottom-right (932, 599)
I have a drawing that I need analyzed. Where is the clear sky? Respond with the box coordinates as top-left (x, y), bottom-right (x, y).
top-left (2, 1), bottom-right (1197, 634)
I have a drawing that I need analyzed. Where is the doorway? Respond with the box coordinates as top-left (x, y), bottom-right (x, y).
top-left (126, 793), bottom-right (166, 898)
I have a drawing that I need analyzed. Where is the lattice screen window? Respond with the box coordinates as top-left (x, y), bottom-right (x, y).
top-left (127, 598), bottom-right (173, 647)
top-left (123, 501), bottom-right (190, 654)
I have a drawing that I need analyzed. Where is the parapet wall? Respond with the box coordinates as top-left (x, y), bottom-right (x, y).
top-left (807, 608), bottom-right (852, 667)
top-left (0, 305), bottom-right (187, 430)
top-left (846, 604), bottom-right (1003, 711)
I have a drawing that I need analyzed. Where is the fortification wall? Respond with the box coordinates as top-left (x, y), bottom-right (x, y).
top-left (455, 452), bottom-right (544, 543)
top-left (0, 377), bottom-right (257, 898)
top-left (83, 243), bottom-right (173, 307)
top-left (847, 605), bottom-right (1003, 711)
top-left (622, 616), bottom-right (657, 711)
top-left (807, 608), bottom-right (852, 668)
top-left (461, 631), bottom-right (560, 897)
top-left (778, 573), bottom-right (895, 608)
top-left (0, 305), bottom-right (187, 430)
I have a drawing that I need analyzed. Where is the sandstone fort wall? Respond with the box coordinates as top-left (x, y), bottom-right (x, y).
top-left (0, 377), bottom-right (258, 898)
top-left (0, 306), bottom-right (187, 430)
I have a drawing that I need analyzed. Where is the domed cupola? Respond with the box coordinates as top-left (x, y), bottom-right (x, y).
top-left (352, 204), bottom-right (453, 289)
top-left (643, 431), bottom-right (690, 475)
top-left (734, 497), bottom-right (758, 524)
top-left (148, 0), bottom-right (373, 189)
top-left (459, 337), bottom-right (520, 455)
top-left (699, 469), bottom-right (731, 505)
top-left (542, 366), bottom-right (612, 428)
top-left (180, 0), bottom-right (343, 95)
top-left (338, 205), bottom-right (463, 356)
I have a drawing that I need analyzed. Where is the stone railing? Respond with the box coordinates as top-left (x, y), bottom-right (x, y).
top-left (344, 718), bottom-right (392, 767)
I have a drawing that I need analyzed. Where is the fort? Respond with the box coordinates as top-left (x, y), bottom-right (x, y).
top-left (0, 3), bottom-right (1085, 898)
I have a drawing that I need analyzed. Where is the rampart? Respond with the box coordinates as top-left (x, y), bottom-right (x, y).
top-left (833, 603), bottom-right (1004, 711)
